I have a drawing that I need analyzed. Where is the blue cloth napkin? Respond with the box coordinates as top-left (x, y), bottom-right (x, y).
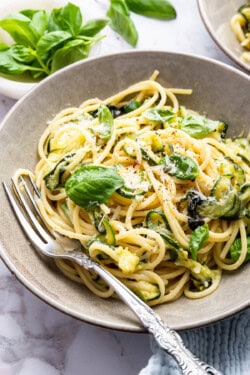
top-left (139, 309), bottom-right (250, 375)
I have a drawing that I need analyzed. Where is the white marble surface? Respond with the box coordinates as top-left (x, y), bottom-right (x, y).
top-left (0, 0), bottom-right (250, 374)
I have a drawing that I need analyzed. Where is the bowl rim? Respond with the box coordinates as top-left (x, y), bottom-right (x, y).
top-left (0, 50), bottom-right (250, 332)
top-left (197, 0), bottom-right (250, 73)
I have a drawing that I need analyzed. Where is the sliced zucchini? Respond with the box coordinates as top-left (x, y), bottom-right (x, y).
top-left (218, 156), bottom-right (245, 189)
top-left (224, 137), bottom-right (250, 166)
top-left (44, 153), bottom-right (75, 190)
top-left (240, 183), bottom-right (250, 218)
top-left (199, 177), bottom-right (241, 219)
top-left (172, 248), bottom-right (219, 291)
top-left (116, 165), bottom-right (150, 198)
top-left (146, 210), bottom-right (170, 231)
top-left (239, 4), bottom-right (250, 21)
top-left (141, 147), bottom-right (163, 165)
top-left (127, 280), bottom-right (160, 302)
top-left (97, 218), bottom-right (116, 246)
top-left (122, 143), bottom-right (137, 159)
top-left (139, 132), bottom-right (163, 152)
top-left (160, 232), bottom-right (181, 250)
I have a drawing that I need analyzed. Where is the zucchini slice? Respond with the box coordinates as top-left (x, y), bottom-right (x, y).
top-left (116, 165), bottom-right (150, 198)
top-left (44, 153), bottom-right (75, 190)
top-left (199, 177), bottom-right (241, 219)
top-left (146, 210), bottom-right (170, 231)
top-left (218, 156), bottom-right (245, 190)
top-left (97, 218), bottom-right (116, 246)
top-left (128, 281), bottom-right (160, 302)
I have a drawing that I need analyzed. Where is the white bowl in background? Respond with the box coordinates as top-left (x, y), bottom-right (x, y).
top-left (0, 0), bottom-right (103, 99)
top-left (197, 0), bottom-right (250, 73)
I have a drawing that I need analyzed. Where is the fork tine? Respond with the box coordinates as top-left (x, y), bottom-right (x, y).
top-left (11, 178), bottom-right (53, 243)
top-left (3, 181), bottom-right (46, 251)
top-left (28, 174), bottom-right (41, 198)
top-left (20, 176), bottom-right (45, 224)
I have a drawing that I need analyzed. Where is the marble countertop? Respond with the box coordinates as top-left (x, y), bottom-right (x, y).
top-left (0, 1), bottom-right (249, 374)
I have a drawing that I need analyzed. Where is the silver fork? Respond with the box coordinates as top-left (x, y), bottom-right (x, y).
top-left (3, 176), bottom-right (222, 375)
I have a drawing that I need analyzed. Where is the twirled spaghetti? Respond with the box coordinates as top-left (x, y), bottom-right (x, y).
top-left (15, 71), bottom-right (250, 306)
top-left (231, 3), bottom-right (250, 62)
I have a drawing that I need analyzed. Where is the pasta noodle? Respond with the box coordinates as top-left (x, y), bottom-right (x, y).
top-left (14, 71), bottom-right (250, 306)
top-left (231, 3), bottom-right (250, 62)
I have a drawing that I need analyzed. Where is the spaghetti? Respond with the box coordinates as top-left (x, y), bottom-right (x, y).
top-left (231, 3), bottom-right (250, 62)
top-left (15, 72), bottom-right (250, 306)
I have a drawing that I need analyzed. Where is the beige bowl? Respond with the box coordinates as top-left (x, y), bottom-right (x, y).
top-left (0, 51), bottom-right (249, 332)
top-left (197, 0), bottom-right (250, 73)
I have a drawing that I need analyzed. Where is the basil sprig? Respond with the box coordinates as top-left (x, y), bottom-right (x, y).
top-left (0, 3), bottom-right (108, 78)
top-left (65, 165), bottom-right (124, 209)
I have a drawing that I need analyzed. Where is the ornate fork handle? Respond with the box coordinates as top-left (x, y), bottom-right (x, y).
top-left (67, 251), bottom-right (222, 375)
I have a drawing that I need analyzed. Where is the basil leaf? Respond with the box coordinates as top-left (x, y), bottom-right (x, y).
top-left (230, 237), bottom-right (250, 263)
top-left (29, 10), bottom-right (49, 40)
top-left (80, 19), bottom-right (109, 37)
top-left (20, 10), bottom-right (41, 19)
top-left (189, 224), bottom-right (209, 260)
top-left (65, 165), bottom-right (124, 209)
top-left (125, 0), bottom-right (176, 20)
top-left (0, 48), bottom-right (37, 74)
top-left (36, 30), bottom-right (72, 59)
top-left (165, 153), bottom-right (200, 181)
top-left (48, 3), bottom-right (82, 36)
top-left (143, 108), bottom-right (175, 123)
top-left (107, 0), bottom-right (138, 47)
top-left (0, 43), bottom-right (9, 51)
top-left (97, 105), bottom-right (114, 140)
top-left (0, 14), bottom-right (36, 47)
top-left (124, 99), bottom-right (141, 113)
top-left (9, 44), bottom-right (36, 63)
top-left (51, 39), bottom-right (90, 73)
top-left (180, 115), bottom-right (223, 139)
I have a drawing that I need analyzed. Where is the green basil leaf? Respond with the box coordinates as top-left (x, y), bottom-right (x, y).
top-left (36, 30), bottom-right (72, 59)
top-left (0, 48), bottom-right (36, 74)
top-left (165, 153), bottom-right (200, 181)
top-left (97, 104), bottom-right (114, 140)
top-left (124, 99), bottom-right (141, 113)
top-left (51, 39), bottom-right (89, 73)
top-left (125, 0), bottom-right (176, 20)
top-left (143, 108), bottom-right (175, 123)
top-left (0, 14), bottom-right (36, 47)
top-left (20, 10), bottom-right (40, 19)
top-left (48, 2), bottom-right (82, 36)
top-left (189, 224), bottom-right (209, 260)
top-left (80, 19), bottom-right (109, 37)
top-left (65, 165), bottom-right (124, 209)
top-left (180, 115), bottom-right (223, 139)
top-left (107, 0), bottom-right (138, 47)
top-left (230, 237), bottom-right (250, 263)
top-left (0, 43), bottom-right (9, 51)
top-left (29, 10), bottom-right (49, 40)
top-left (9, 44), bottom-right (36, 63)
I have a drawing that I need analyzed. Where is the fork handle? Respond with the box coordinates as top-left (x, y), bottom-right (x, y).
top-left (73, 255), bottom-right (221, 375)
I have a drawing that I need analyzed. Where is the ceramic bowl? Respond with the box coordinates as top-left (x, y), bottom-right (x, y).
top-left (197, 0), bottom-right (250, 73)
top-left (0, 51), bottom-right (249, 332)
